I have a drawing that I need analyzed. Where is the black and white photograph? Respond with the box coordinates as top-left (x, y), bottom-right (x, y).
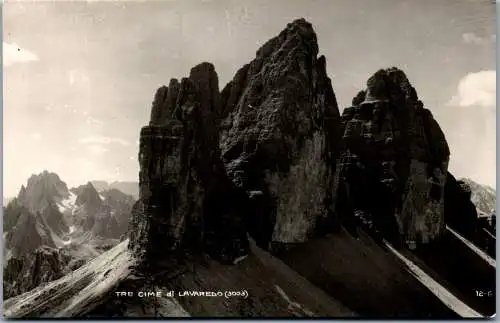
top-left (2, 0), bottom-right (497, 318)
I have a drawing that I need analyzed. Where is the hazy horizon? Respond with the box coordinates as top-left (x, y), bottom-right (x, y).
top-left (3, 0), bottom-right (496, 197)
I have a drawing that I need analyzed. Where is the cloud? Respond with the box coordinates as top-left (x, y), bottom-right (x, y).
top-left (3, 42), bottom-right (39, 67)
top-left (449, 70), bottom-right (496, 108)
top-left (79, 135), bottom-right (130, 146)
top-left (462, 32), bottom-right (496, 46)
top-left (445, 70), bottom-right (496, 189)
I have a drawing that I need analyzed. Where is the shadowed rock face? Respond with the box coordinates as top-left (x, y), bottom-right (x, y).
top-left (128, 20), bottom-right (459, 263)
top-left (75, 182), bottom-right (103, 215)
top-left (444, 173), bottom-right (496, 257)
top-left (444, 173), bottom-right (478, 239)
top-left (130, 19), bottom-right (342, 263)
top-left (129, 62), bottom-right (249, 266)
top-left (4, 246), bottom-right (70, 299)
top-left (3, 202), bottom-right (68, 299)
top-left (335, 67), bottom-right (450, 248)
top-left (4, 204), bottom-right (56, 257)
top-left (71, 182), bottom-right (134, 240)
top-left (219, 18), bottom-right (341, 249)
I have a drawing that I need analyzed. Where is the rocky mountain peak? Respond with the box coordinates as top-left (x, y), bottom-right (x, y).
top-left (257, 18), bottom-right (319, 60)
top-left (219, 17), bottom-right (340, 249)
top-left (18, 171), bottom-right (70, 213)
top-left (335, 67), bottom-right (451, 248)
top-left (75, 182), bottom-right (101, 206)
top-left (362, 67), bottom-right (420, 107)
top-left (3, 18), bottom-right (497, 320)
top-left (129, 18), bottom-right (341, 266)
top-left (90, 181), bottom-right (139, 200)
top-left (11, 171), bottom-right (70, 236)
top-left (459, 178), bottom-right (496, 216)
top-left (17, 185), bottom-right (27, 200)
top-left (130, 60), bottom-right (248, 266)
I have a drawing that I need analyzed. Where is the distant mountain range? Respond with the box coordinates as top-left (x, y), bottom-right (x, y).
top-left (459, 178), bottom-right (496, 217)
top-left (1, 171), bottom-right (495, 303)
top-left (3, 180), bottom-right (139, 206)
top-left (3, 171), bottom-right (136, 299)
top-left (91, 181), bottom-right (139, 200)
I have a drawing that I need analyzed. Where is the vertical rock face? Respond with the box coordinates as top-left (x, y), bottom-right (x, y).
top-left (335, 68), bottom-right (450, 248)
top-left (444, 172), bottom-right (479, 239)
top-left (129, 62), bottom-right (248, 265)
top-left (219, 18), bottom-right (341, 249)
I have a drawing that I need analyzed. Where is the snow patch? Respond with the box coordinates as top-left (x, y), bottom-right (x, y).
top-left (35, 221), bottom-right (52, 242)
top-left (384, 240), bottom-right (482, 318)
top-left (232, 254), bottom-right (248, 265)
top-left (248, 190), bottom-right (264, 198)
top-left (482, 228), bottom-right (496, 240)
top-left (4, 249), bottom-right (13, 266)
top-left (58, 192), bottom-right (78, 214)
top-left (446, 226), bottom-right (496, 268)
top-left (274, 285), bottom-right (315, 316)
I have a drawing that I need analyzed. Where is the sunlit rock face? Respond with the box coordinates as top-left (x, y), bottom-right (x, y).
top-left (219, 18), bottom-right (341, 250)
top-left (335, 67), bottom-right (450, 248)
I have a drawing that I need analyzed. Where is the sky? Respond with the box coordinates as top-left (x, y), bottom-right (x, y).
top-left (2, 0), bottom-right (497, 197)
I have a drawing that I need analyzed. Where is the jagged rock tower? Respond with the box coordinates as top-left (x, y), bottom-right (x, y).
top-left (129, 18), bottom-right (342, 264)
top-left (129, 63), bottom-right (249, 266)
top-left (129, 19), bottom-right (454, 268)
top-left (219, 18), bottom-right (341, 249)
top-left (336, 68), bottom-right (450, 248)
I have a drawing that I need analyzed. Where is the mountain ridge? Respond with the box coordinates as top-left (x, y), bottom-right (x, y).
top-left (3, 171), bottom-right (137, 299)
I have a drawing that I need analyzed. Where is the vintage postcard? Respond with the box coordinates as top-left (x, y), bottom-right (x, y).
top-left (2, 0), bottom-right (496, 318)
